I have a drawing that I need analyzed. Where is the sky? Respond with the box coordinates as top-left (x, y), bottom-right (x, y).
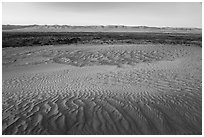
top-left (2, 2), bottom-right (202, 28)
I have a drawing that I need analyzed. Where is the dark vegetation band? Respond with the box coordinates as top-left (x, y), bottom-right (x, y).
top-left (2, 32), bottom-right (202, 48)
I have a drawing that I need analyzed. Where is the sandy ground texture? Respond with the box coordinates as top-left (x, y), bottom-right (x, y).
top-left (2, 44), bottom-right (202, 135)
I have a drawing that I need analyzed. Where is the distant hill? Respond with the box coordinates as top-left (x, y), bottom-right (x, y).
top-left (2, 25), bottom-right (202, 33)
top-left (2, 25), bottom-right (38, 30)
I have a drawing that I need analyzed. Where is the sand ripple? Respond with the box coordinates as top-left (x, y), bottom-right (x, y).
top-left (2, 44), bottom-right (202, 135)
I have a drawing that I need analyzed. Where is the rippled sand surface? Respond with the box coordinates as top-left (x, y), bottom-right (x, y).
top-left (2, 44), bottom-right (202, 135)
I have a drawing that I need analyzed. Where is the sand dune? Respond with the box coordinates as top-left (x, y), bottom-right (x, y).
top-left (2, 44), bottom-right (202, 135)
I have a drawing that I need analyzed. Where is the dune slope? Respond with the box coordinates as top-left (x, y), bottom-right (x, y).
top-left (2, 44), bottom-right (202, 135)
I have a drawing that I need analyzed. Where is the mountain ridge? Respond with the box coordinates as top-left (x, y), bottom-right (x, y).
top-left (2, 25), bottom-right (202, 33)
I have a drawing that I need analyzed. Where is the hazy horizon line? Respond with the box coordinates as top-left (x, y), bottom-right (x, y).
top-left (2, 24), bottom-right (202, 29)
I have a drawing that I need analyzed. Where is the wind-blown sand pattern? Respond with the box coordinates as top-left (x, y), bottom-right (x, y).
top-left (2, 44), bottom-right (202, 135)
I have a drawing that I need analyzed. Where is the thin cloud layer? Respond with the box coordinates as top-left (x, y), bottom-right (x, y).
top-left (2, 2), bottom-right (202, 28)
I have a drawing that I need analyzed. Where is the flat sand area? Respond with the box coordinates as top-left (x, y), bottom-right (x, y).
top-left (2, 44), bottom-right (202, 135)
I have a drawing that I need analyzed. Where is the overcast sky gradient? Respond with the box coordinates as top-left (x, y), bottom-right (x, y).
top-left (2, 2), bottom-right (202, 28)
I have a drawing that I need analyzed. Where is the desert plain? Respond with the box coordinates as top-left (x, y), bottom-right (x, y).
top-left (2, 29), bottom-right (202, 135)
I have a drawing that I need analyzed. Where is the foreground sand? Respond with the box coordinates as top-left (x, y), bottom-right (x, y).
top-left (2, 44), bottom-right (202, 135)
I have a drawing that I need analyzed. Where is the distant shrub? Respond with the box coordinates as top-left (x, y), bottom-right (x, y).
top-left (2, 32), bottom-right (202, 48)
